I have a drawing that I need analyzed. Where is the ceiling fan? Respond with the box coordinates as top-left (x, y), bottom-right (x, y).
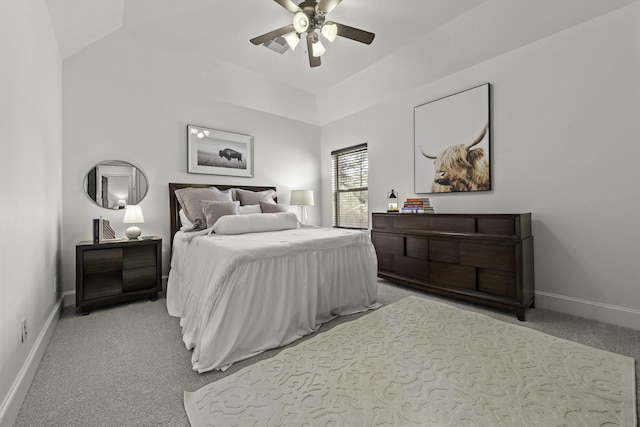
top-left (250, 0), bottom-right (375, 67)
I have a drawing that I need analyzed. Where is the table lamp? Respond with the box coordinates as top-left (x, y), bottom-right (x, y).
top-left (387, 189), bottom-right (398, 212)
top-left (123, 205), bottom-right (144, 239)
top-left (290, 190), bottom-right (314, 225)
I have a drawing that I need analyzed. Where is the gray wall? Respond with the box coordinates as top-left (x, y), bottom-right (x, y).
top-left (321, 3), bottom-right (640, 328)
top-left (0, 0), bottom-right (63, 424)
top-left (60, 56), bottom-right (322, 294)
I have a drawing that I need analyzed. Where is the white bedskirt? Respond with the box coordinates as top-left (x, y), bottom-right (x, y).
top-left (167, 227), bottom-right (380, 373)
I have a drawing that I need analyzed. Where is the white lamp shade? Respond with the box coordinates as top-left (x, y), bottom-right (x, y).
top-left (293, 11), bottom-right (309, 33)
top-left (321, 22), bottom-right (338, 42)
top-left (123, 205), bottom-right (145, 224)
top-left (290, 190), bottom-right (314, 206)
top-left (284, 33), bottom-right (300, 51)
top-left (311, 38), bottom-right (326, 57)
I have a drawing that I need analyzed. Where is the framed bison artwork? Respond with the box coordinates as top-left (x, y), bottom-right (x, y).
top-left (187, 125), bottom-right (254, 177)
top-left (414, 83), bottom-right (490, 193)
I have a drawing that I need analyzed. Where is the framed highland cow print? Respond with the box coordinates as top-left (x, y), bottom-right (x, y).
top-left (414, 83), bottom-right (491, 193)
top-left (187, 125), bottom-right (254, 177)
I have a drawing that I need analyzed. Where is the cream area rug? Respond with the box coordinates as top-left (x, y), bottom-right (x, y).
top-left (184, 296), bottom-right (636, 426)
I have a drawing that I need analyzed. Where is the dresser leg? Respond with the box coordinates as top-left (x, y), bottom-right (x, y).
top-left (516, 308), bottom-right (526, 321)
top-left (150, 293), bottom-right (158, 302)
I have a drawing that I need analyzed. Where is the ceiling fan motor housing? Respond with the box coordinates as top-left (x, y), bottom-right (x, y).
top-left (299, 1), bottom-right (325, 33)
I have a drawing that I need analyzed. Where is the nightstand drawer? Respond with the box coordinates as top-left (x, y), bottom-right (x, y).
top-left (83, 248), bottom-right (122, 274)
top-left (123, 266), bottom-right (157, 292)
top-left (123, 245), bottom-right (156, 269)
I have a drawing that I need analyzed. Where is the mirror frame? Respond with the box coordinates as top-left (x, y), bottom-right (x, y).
top-left (83, 160), bottom-right (149, 210)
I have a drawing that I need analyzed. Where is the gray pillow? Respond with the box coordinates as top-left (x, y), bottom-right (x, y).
top-left (235, 188), bottom-right (276, 206)
top-left (200, 200), bottom-right (240, 228)
top-left (259, 200), bottom-right (287, 213)
top-left (175, 187), bottom-right (233, 230)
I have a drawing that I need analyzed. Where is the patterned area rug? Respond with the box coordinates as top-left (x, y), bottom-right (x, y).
top-left (184, 296), bottom-right (636, 426)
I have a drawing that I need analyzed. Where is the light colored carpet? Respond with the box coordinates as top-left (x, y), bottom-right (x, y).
top-left (185, 296), bottom-right (636, 426)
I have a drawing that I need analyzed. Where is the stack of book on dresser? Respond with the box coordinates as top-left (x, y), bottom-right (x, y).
top-left (401, 197), bottom-right (435, 214)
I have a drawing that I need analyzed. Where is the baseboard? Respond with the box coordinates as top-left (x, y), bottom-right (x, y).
top-left (0, 292), bottom-right (67, 427)
top-left (535, 290), bottom-right (640, 330)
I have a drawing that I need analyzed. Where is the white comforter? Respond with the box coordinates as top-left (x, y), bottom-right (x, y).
top-left (167, 226), bottom-right (380, 373)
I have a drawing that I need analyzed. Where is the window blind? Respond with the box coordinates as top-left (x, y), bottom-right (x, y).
top-left (331, 144), bottom-right (368, 229)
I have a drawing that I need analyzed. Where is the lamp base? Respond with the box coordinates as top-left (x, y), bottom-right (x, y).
top-left (298, 206), bottom-right (308, 225)
top-left (125, 226), bottom-right (141, 240)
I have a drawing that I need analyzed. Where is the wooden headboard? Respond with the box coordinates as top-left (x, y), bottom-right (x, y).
top-left (168, 183), bottom-right (277, 246)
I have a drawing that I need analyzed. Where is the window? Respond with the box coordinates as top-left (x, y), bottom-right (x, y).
top-left (331, 143), bottom-right (368, 229)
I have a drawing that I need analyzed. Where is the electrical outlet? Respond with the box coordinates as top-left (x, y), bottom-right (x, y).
top-left (21, 318), bottom-right (27, 343)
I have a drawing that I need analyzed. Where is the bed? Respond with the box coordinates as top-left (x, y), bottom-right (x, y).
top-left (166, 183), bottom-right (380, 373)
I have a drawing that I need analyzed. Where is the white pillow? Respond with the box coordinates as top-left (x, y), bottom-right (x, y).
top-left (212, 212), bottom-right (298, 235)
top-left (239, 205), bottom-right (262, 215)
top-left (179, 209), bottom-right (194, 231)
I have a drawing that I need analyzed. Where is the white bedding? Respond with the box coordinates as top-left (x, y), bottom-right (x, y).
top-left (167, 226), bottom-right (380, 373)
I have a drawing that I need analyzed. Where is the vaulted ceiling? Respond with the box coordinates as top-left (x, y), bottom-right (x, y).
top-left (46, 0), bottom-right (636, 124)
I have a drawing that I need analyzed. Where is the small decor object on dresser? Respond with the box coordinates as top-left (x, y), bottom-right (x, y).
top-left (76, 237), bottom-right (162, 314)
top-left (387, 189), bottom-right (398, 212)
top-left (401, 197), bottom-right (434, 214)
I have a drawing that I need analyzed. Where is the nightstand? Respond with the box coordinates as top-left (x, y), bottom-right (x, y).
top-left (76, 237), bottom-right (162, 314)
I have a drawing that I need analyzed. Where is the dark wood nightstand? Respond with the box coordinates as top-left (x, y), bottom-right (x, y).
top-left (76, 237), bottom-right (162, 314)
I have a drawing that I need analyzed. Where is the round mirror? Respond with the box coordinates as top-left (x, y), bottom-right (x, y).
top-left (84, 160), bottom-right (149, 209)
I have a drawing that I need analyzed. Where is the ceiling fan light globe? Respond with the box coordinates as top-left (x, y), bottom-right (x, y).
top-left (293, 12), bottom-right (309, 33)
top-left (284, 33), bottom-right (300, 51)
top-left (311, 39), bottom-right (326, 57)
top-left (321, 22), bottom-right (338, 42)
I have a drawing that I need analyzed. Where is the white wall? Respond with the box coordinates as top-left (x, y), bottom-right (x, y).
top-left (321, 3), bottom-right (640, 329)
top-left (0, 1), bottom-right (63, 425)
top-left (60, 56), bottom-right (322, 297)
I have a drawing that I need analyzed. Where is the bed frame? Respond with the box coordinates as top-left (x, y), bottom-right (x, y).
top-left (168, 183), bottom-right (277, 246)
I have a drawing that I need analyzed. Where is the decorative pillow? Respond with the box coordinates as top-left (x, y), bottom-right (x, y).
top-left (259, 200), bottom-right (288, 213)
top-left (239, 205), bottom-right (262, 215)
top-left (213, 212), bottom-right (298, 235)
top-left (179, 209), bottom-right (194, 231)
top-left (235, 188), bottom-right (276, 206)
top-left (200, 200), bottom-right (240, 228)
top-left (175, 187), bottom-right (233, 230)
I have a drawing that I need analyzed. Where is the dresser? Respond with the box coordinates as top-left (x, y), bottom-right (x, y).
top-left (371, 213), bottom-right (534, 320)
top-left (76, 237), bottom-right (162, 314)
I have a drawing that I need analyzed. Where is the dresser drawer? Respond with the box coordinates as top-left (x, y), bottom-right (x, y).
top-left (395, 256), bottom-right (428, 280)
top-left (406, 237), bottom-right (428, 259)
top-left (460, 243), bottom-right (515, 271)
top-left (372, 232), bottom-right (403, 255)
top-left (429, 261), bottom-right (476, 290)
top-left (478, 269), bottom-right (516, 298)
top-left (429, 240), bottom-right (459, 264)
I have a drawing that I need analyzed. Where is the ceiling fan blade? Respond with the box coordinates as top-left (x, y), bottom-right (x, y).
top-left (335, 22), bottom-right (375, 44)
top-left (306, 33), bottom-right (321, 67)
top-left (318, 0), bottom-right (342, 14)
top-left (250, 24), bottom-right (296, 45)
top-left (273, 0), bottom-right (301, 13)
